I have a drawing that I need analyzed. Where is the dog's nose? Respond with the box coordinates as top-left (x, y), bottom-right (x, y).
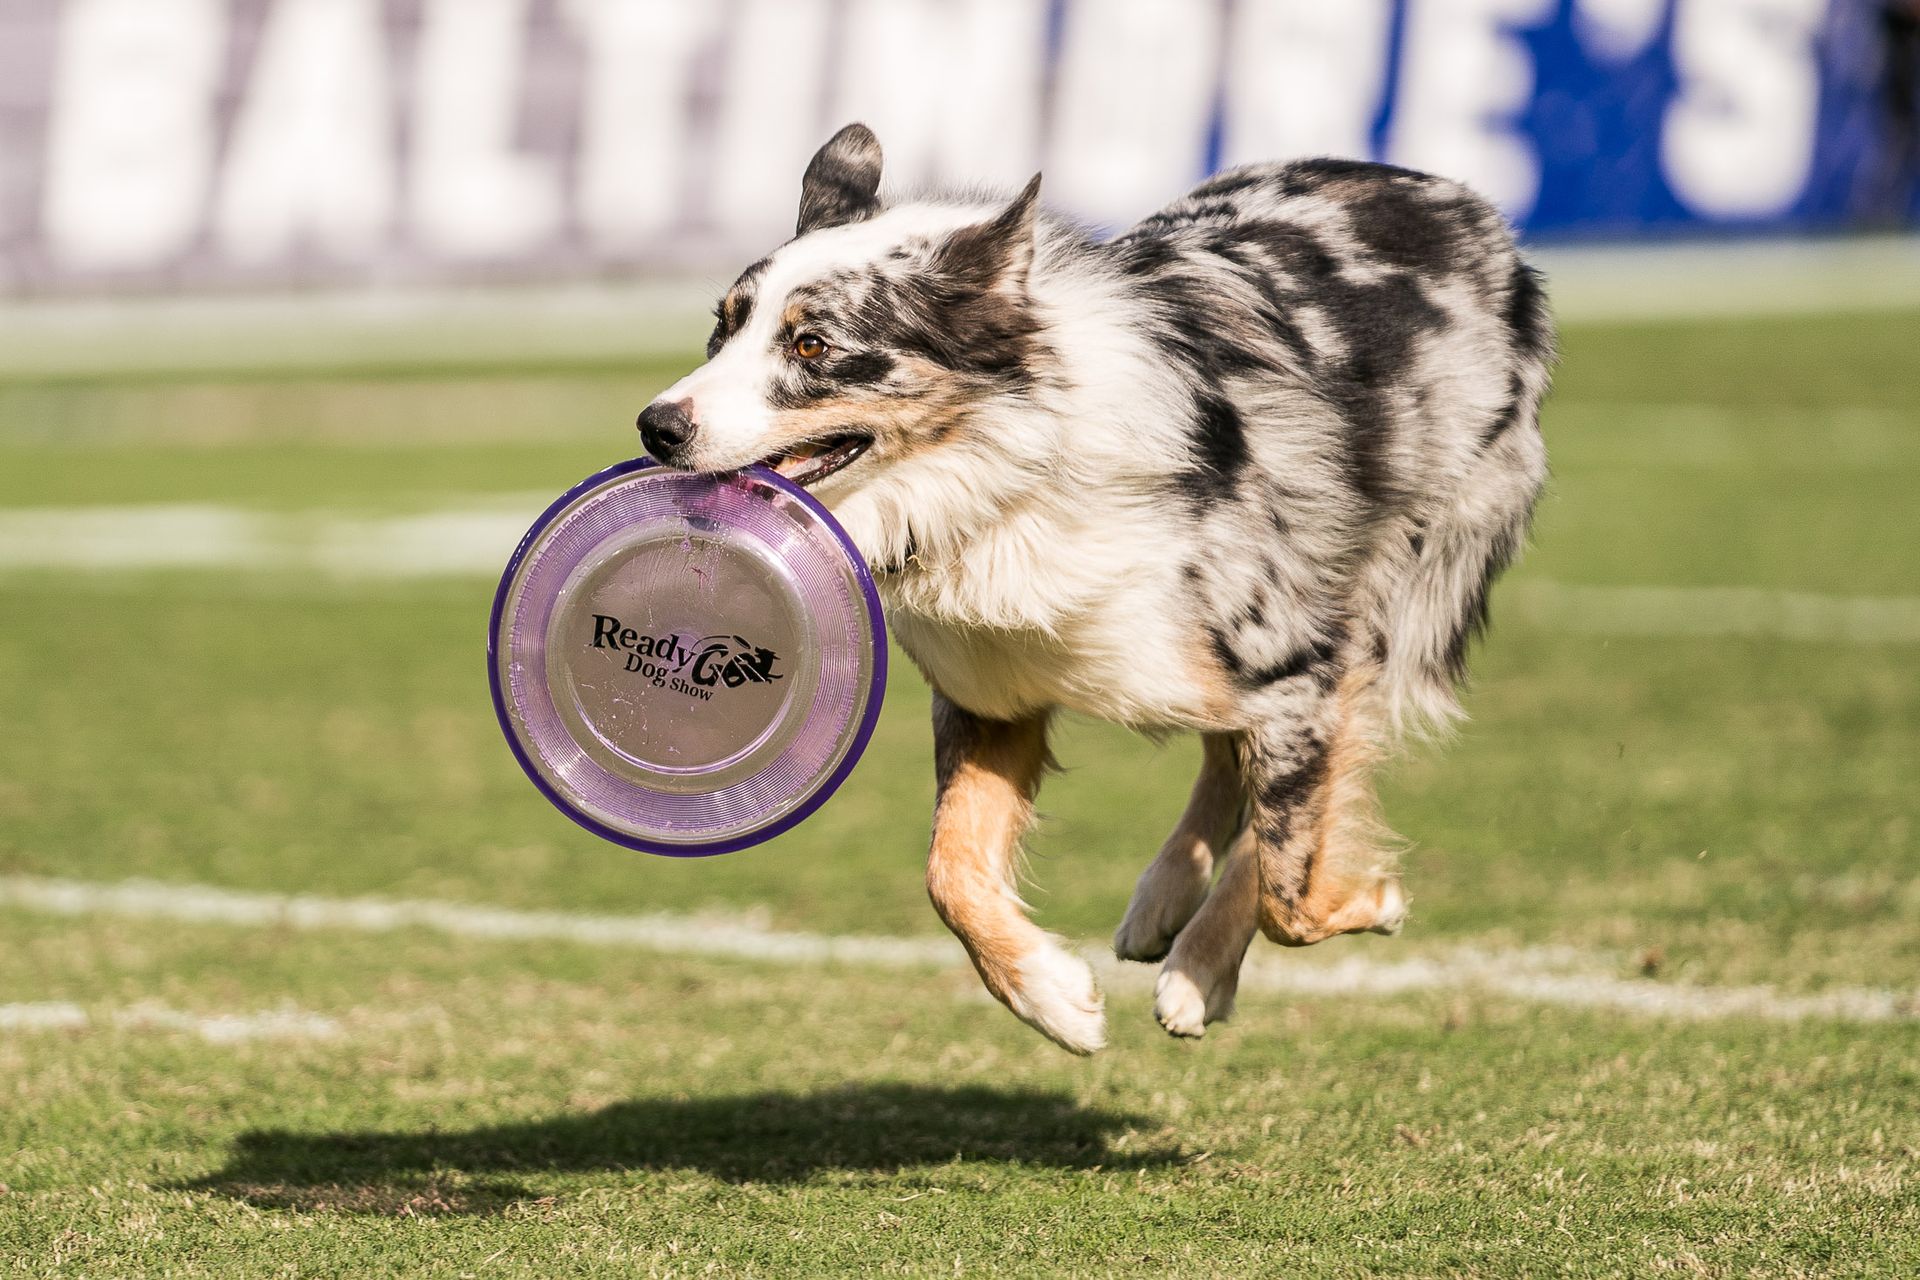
top-left (637, 399), bottom-right (697, 461)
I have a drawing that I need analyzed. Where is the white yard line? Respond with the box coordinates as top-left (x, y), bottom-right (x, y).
top-left (0, 281), bottom-right (721, 381)
top-left (1, 239), bottom-right (1916, 380)
top-left (2, 501), bottom-right (1917, 644)
top-left (3, 875), bottom-right (1914, 1026)
top-left (1502, 581), bottom-right (1920, 644)
top-left (114, 1001), bottom-right (341, 1043)
top-left (0, 501), bottom-right (537, 578)
top-left (1529, 236), bottom-right (1920, 322)
top-left (0, 1001), bottom-right (90, 1031)
top-left (0, 874), bottom-right (962, 969)
top-left (0, 998), bottom-right (339, 1042)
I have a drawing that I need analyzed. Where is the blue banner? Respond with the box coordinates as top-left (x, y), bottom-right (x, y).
top-left (1, 0), bottom-right (1912, 298)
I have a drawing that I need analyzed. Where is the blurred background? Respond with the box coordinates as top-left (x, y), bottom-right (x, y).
top-left (6, 0), bottom-right (1920, 285)
top-left (2, 3), bottom-right (1918, 1267)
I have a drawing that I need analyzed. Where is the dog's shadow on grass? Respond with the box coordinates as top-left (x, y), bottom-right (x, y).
top-left (179, 1083), bottom-right (1180, 1216)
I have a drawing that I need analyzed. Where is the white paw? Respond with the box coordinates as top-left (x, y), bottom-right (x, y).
top-left (1365, 877), bottom-right (1408, 936)
top-left (1113, 863), bottom-right (1211, 962)
top-left (1153, 958), bottom-right (1238, 1039)
top-left (1007, 944), bottom-right (1107, 1055)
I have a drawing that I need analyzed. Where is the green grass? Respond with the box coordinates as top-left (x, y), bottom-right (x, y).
top-left (5, 913), bottom-right (1917, 1277)
top-left (0, 582), bottom-right (1912, 993)
top-left (2, 311), bottom-right (1918, 1276)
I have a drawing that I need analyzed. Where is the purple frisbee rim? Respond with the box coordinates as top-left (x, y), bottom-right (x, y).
top-left (487, 457), bottom-right (887, 857)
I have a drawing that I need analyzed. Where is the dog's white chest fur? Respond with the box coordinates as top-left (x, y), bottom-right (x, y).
top-left (873, 517), bottom-right (1221, 728)
top-left (885, 608), bottom-right (1202, 727)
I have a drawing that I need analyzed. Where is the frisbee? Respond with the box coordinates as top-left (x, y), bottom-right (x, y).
top-left (489, 458), bottom-right (886, 856)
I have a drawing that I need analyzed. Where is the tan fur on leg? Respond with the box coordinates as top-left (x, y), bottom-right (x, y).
top-left (926, 693), bottom-right (1105, 1053)
top-left (1153, 824), bottom-right (1259, 1036)
top-left (1255, 665), bottom-right (1408, 947)
top-left (1113, 733), bottom-right (1245, 962)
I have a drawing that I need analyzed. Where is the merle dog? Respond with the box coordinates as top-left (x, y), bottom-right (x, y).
top-left (638, 124), bottom-right (1552, 1052)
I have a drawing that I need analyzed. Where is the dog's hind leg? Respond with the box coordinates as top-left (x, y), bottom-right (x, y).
top-left (1151, 663), bottom-right (1403, 1036)
top-left (926, 692), bottom-right (1105, 1054)
top-left (1246, 664), bottom-right (1408, 947)
top-left (1152, 821), bottom-right (1259, 1036)
top-left (1113, 732), bottom-right (1244, 963)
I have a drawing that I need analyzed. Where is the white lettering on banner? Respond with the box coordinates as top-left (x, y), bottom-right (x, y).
top-left (1219, 0), bottom-right (1394, 167)
top-left (1570, 0), bottom-right (1668, 61)
top-left (42, 0), bottom-right (225, 271)
top-left (709, 0), bottom-right (835, 243)
top-left (215, 0), bottom-right (395, 263)
top-left (411, 0), bottom-right (558, 258)
top-left (1051, 0), bottom-right (1225, 228)
top-left (831, 0), bottom-right (1049, 192)
top-left (7, 0), bottom-right (1877, 290)
top-left (1387, 0), bottom-right (1553, 219)
top-left (1662, 0), bottom-right (1827, 218)
top-left (567, 0), bottom-right (723, 249)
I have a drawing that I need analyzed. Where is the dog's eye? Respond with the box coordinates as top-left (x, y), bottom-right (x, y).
top-left (792, 334), bottom-right (829, 360)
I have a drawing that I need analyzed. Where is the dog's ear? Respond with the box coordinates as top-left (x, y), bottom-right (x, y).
top-left (930, 174), bottom-right (1043, 300)
top-left (797, 123), bottom-right (884, 236)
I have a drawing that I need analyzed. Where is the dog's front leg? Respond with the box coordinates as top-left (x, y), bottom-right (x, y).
top-left (926, 693), bottom-right (1105, 1054)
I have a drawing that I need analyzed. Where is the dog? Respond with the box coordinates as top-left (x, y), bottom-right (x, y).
top-left (638, 124), bottom-right (1552, 1053)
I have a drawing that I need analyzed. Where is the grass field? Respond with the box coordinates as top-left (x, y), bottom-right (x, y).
top-left (1, 308), bottom-right (1917, 1276)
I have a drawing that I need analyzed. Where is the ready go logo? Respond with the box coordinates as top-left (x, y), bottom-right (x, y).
top-left (589, 614), bottom-right (782, 702)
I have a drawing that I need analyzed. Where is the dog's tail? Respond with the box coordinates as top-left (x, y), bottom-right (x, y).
top-left (1377, 262), bottom-right (1553, 740)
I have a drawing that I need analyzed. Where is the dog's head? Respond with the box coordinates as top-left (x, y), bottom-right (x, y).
top-left (638, 125), bottom-right (1051, 526)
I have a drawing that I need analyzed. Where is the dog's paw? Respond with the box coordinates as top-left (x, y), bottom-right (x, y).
top-left (1263, 875), bottom-right (1411, 946)
top-left (1321, 875), bottom-right (1409, 938)
top-left (1113, 861), bottom-right (1212, 963)
top-left (1363, 876), bottom-right (1408, 935)
top-left (1152, 955), bottom-right (1239, 1039)
top-left (1007, 945), bottom-right (1107, 1054)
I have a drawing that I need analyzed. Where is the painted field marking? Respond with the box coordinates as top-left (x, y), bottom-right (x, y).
top-left (1, 237), bottom-right (1916, 381)
top-left (3, 875), bottom-right (1914, 1026)
top-left (0, 998), bottom-right (339, 1042)
top-left (0, 874), bottom-right (960, 969)
top-left (1503, 581), bottom-right (1920, 645)
top-left (2, 501), bottom-right (1918, 643)
top-left (0, 1001), bottom-right (90, 1031)
top-left (0, 500), bottom-right (539, 577)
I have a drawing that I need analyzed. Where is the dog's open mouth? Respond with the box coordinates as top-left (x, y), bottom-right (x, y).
top-left (755, 433), bottom-right (871, 488)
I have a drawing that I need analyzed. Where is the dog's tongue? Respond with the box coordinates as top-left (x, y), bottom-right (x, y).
top-left (772, 441), bottom-right (829, 478)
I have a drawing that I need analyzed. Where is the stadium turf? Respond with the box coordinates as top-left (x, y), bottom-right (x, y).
top-left (1, 311), bottom-right (1916, 1276)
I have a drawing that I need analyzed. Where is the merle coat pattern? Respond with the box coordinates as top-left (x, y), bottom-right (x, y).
top-left (638, 124), bottom-right (1552, 1053)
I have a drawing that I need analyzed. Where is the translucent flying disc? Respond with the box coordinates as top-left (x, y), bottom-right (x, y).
top-left (489, 459), bottom-right (886, 856)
